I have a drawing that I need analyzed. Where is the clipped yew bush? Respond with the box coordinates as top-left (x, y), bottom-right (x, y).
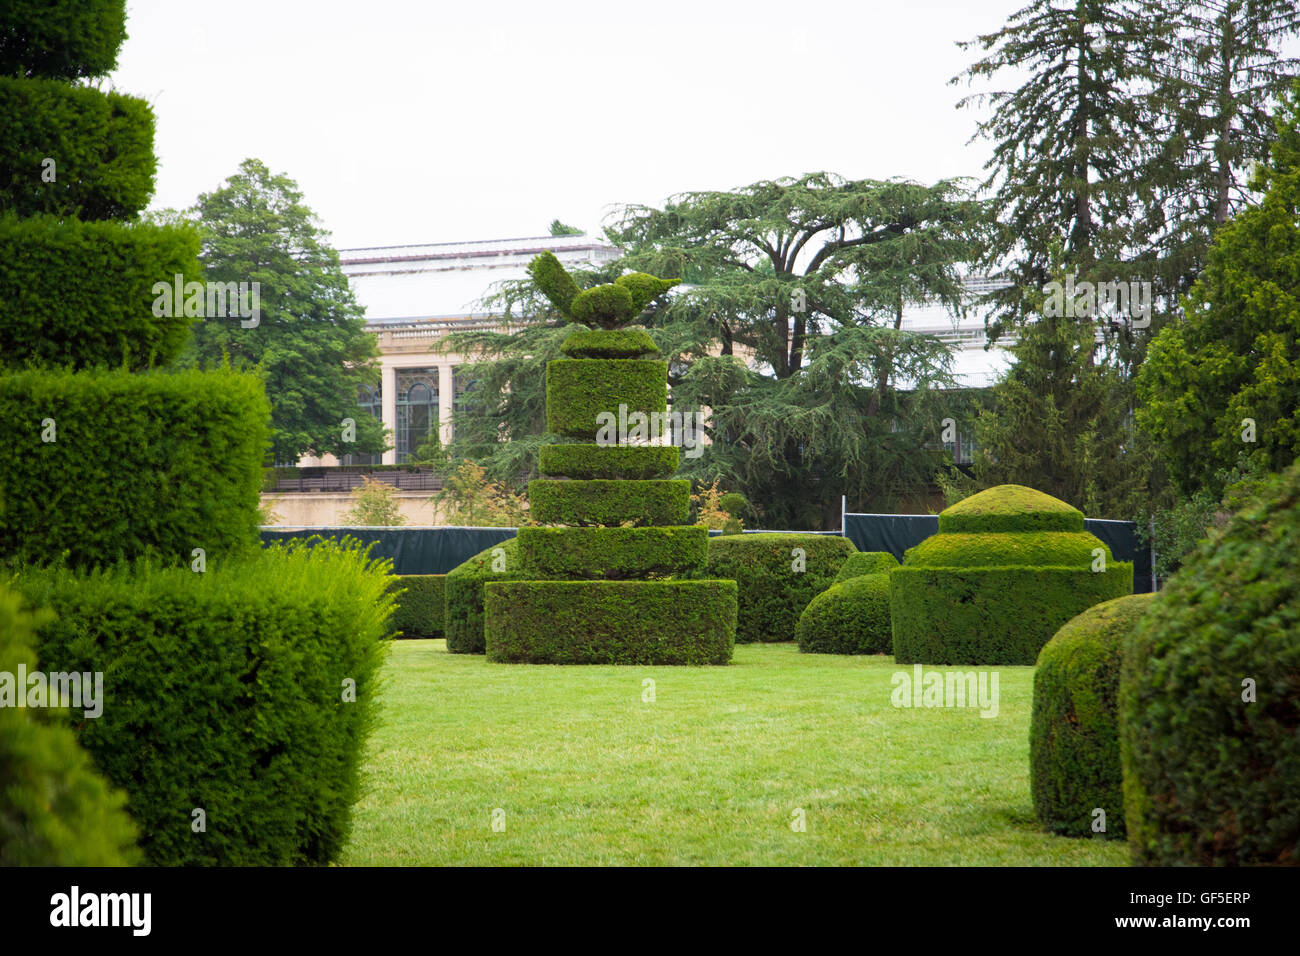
top-left (537, 443), bottom-right (678, 479)
top-left (833, 551), bottom-right (899, 583)
top-left (529, 478), bottom-right (690, 526)
top-left (15, 539), bottom-right (393, 866)
top-left (796, 573), bottom-right (892, 654)
top-left (1030, 592), bottom-right (1155, 840)
top-left (890, 485), bottom-right (1132, 665)
top-left (387, 574), bottom-right (445, 639)
top-left (517, 526), bottom-right (706, 579)
top-left (0, 0), bottom-right (127, 80)
top-left (445, 538), bottom-right (526, 654)
top-left (1121, 461), bottom-right (1300, 866)
top-left (545, 359), bottom-right (667, 439)
top-left (705, 533), bottom-right (855, 643)
top-left (0, 583), bottom-right (138, 866)
top-left (0, 366), bottom-right (269, 569)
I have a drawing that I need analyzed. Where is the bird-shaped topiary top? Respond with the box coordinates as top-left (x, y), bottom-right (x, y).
top-left (527, 251), bottom-right (679, 329)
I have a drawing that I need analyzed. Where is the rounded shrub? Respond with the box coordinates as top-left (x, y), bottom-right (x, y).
top-left (444, 538), bottom-right (526, 654)
top-left (890, 485), bottom-right (1132, 665)
top-left (570, 282), bottom-right (635, 328)
top-left (705, 533), bottom-right (855, 643)
top-left (1030, 592), bottom-right (1156, 840)
top-left (796, 573), bottom-right (892, 654)
top-left (833, 551), bottom-right (899, 583)
top-left (0, 584), bottom-right (138, 866)
top-left (1120, 461), bottom-right (1300, 866)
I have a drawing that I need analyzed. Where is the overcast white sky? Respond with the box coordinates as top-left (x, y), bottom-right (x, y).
top-left (110, 0), bottom-right (1031, 249)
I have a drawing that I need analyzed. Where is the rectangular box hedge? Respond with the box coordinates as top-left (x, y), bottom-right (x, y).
top-left (387, 574), bottom-right (445, 639)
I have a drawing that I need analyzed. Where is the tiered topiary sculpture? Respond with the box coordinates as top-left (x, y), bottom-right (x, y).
top-left (1121, 460), bottom-right (1300, 866)
top-left (1030, 592), bottom-right (1155, 839)
top-left (889, 485), bottom-right (1133, 665)
top-left (483, 254), bottom-right (737, 664)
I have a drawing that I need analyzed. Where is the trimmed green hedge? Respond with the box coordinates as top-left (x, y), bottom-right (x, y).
top-left (0, 213), bottom-right (200, 370)
top-left (0, 78), bottom-right (156, 220)
top-left (1121, 461), bottom-right (1300, 866)
top-left (0, 0), bottom-right (127, 79)
top-left (12, 538), bottom-right (393, 866)
top-left (517, 526), bottom-right (706, 579)
top-left (387, 574), bottom-right (445, 639)
top-left (796, 573), bottom-right (892, 654)
top-left (537, 444), bottom-right (678, 479)
top-left (444, 539), bottom-right (527, 654)
top-left (529, 479), bottom-right (689, 527)
top-left (0, 367), bottom-right (269, 569)
top-left (705, 533), bottom-right (855, 643)
top-left (833, 551), bottom-right (899, 583)
top-left (903, 531), bottom-right (1114, 568)
top-left (890, 565), bottom-right (1132, 665)
top-left (484, 579), bottom-right (736, 664)
top-left (545, 359), bottom-right (667, 439)
top-left (560, 327), bottom-right (659, 358)
top-left (0, 583), bottom-right (138, 866)
top-left (939, 485), bottom-right (1085, 534)
top-left (1031, 593), bottom-right (1155, 840)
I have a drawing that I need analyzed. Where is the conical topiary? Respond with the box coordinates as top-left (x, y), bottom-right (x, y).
top-left (483, 256), bottom-right (736, 664)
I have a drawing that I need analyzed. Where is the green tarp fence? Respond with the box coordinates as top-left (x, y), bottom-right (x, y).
top-left (841, 513), bottom-right (1153, 594)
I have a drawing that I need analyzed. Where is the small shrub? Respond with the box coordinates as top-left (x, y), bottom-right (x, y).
top-left (0, 584), bottom-right (138, 866)
top-left (705, 533), bottom-right (855, 643)
top-left (1120, 461), bottom-right (1300, 865)
top-left (1030, 593), bottom-right (1155, 839)
top-left (833, 551), bottom-right (899, 583)
top-left (387, 574), bottom-right (445, 639)
top-left (485, 579), bottom-right (736, 664)
top-left (14, 538), bottom-right (392, 866)
top-left (342, 476), bottom-right (406, 526)
top-left (796, 573), bottom-right (892, 654)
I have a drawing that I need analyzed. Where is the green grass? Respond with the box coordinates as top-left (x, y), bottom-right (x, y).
top-left (341, 641), bottom-right (1129, 866)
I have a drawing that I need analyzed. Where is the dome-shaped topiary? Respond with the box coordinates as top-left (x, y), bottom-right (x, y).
top-left (1120, 460), bottom-right (1300, 866)
top-left (796, 573), bottom-right (892, 654)
top-left (833, 551), bottom-right (899, 583)
top-left (890, 485), bottom-right (1132, 665)
top-left (1030, 592), bottom-right (1156, 840)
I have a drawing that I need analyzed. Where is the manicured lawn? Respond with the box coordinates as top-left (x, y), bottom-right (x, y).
top-left (341, 640), bottom-right (1128, 866)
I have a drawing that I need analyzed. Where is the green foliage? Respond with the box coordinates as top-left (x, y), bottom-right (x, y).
top-left (615, 273), bottom-right (680, 314)
top-left (1136, 86), bottom-right (1300, 499)
top-left (444, 539), bottom-right (525, 654)
top-left (1030, 593), bottom-right (1155, 839)
top-left (548, 219), bottom-right (583, 236)
top-left (1120, 459), bottom-right (1300, 866)
top-left (905, 531), bottom-right (1111, 568)
top-left (529, 479), bottom-right (689, 527)
top-left (387, 574), bottom-right (444, 639)
top-left (0, 78), bottom-right (155, 220)
top-left (0, 367), bottom-right (269, 568)
top-left (517, 526), bottom-right (706, 579)
top-left (0, 0), bottom-right (127, 79)
top-left (432, 460), bottom-right (530, 527)
top-left (181, 158), bottom-right (386, 463)
top-left (341, 476), bottom-right (406, 527)
top-left (833, 551), bottom-right (899, 583)
top-left (938, 484), bottom-right (1084, 533)
top-left (560, 327), bottom-right (659, 358)
top-left (484, 579), bottom-right (736, 664)
top-left (718, 492), bottom-right (749, 517)
top-left (545, 359), bottom-right (668, 439)
top-left (796, 573), bottom-right (892, 655)
top-left (0, 583), bottom-right (138, 866)
top-left (704, 533), bottom-right (856, 643)
top-left (537, 443), bottom-right (678, 479)
top-left (13, 539), bottom-right (393, 865)
top-left (570, 282), bottom-right (636, 329)
top-left (527, 250), bottom-right (581, 318)
top-left (0, 213), bottom-right (199, 370)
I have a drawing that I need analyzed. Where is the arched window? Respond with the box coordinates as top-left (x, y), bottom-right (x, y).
top-left (341, 382), bottom-right (382, 466)
top-left (396, 368), bottom-right (439, 463)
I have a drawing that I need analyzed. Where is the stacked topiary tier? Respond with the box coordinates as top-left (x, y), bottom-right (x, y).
top-left (483, 254), bottom-right (737, 664)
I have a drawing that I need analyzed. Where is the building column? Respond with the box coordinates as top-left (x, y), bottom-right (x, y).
top-left (438, 364), bottom-right (454, 447)
top-left (381, 362), bottom-right (397, 465)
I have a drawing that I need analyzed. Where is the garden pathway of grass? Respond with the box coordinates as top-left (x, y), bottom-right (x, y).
top-left (341, 640), bottom-right (1127, 866)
